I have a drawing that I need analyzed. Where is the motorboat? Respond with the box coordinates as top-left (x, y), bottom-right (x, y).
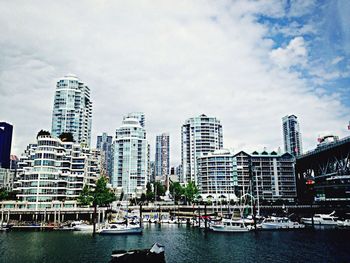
top-left (337, 219), bottom-right (350, 227)
top-left (260, 217), bottom-right (305, 230)
top-left (301, 212), bottom-right (338, 226)
top-left (99, 224), bottom-right (142, 235)
top-left (210, 220), bottom-right (251, 233)
top-left (168, 218), bottom-right (177, 224)
top-left (110, 243), bottom-right (165, 263)
top-left (72, 221), bottom-right (94, 232)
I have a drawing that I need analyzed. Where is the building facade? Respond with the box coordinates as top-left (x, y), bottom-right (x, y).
top-left (282, 115), bottom-right (302, 156)
top-left (155, 133), bottom-right (170, 178)
top-left (181, 114), bottom-right (223, 184)
top-left (0, 168), bottom-right (14, 190)
top-left (112, 117), bottom-right (148, 197)
top-left (15, 134), bottom-right (99, 209)
top-left (234, 151), bottom-right (296, 202)
top-left (96, 133), bottom-right (113, 178)
top-left (0, 122), bottom-right (13, 169)
top-left (197, 149), bottom-right (238, 201)
top-left (51, 74), bottom-right (92, 147)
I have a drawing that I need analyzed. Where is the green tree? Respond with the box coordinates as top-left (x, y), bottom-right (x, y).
top-left (184, 181), bottom-right (199, 204)
top-left (146, 182), bottom-right (154, 202)
top-left (77, 177), bottom-right (116, 234)
top-left (59, 132), bottom-right (74, 142)
top-left (153, 181), bottom-right (166, 200)
top-left (169, 182), bottom-right (184, 204)
top-left (0, 188), bottom-right (9, 201)
top-left (36, 130), bottom-right (50, 138)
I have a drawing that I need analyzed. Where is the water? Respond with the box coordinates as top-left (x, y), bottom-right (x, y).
top-left (0, 225), bottom-right (349, 263)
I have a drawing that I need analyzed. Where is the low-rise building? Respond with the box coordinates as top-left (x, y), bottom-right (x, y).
top-left (197, 149), bottom-right (238, 201)
top-left (234, 151), bottom-right (296, 202)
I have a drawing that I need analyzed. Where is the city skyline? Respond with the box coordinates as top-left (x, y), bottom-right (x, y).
top-left (1, 1), bottom-right (350, 166)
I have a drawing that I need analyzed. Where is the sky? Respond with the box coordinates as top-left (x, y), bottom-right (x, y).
top-left (0, 0), bottom-right (349, 166)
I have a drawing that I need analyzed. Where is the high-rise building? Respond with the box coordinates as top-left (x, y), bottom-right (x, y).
top-left (0, 122), bottom-right (13, 169)
top-left (112, 116), bottom-right (148, 197)
top-left (51, 74), bottom-right (92, 147)
top-left (181, 114), bottom-right (223, 184)
top-left (96, 133), bottom-right (113, 178)
top-left (123, 112), bottom-right (145, 128)
top-left (282, 115), bottom-right (302, 156)
top-left (155, 133), bottom-right (170, 178)
top-left (15, 134), bottom-right (99, 210)
top-left (234, 150), bottom-right (296, 201)
top-left (197, 149), bottom-right (238, 201)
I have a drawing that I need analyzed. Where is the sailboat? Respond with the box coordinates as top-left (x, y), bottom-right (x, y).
top-left (99, 182), bottom-right (143, 235)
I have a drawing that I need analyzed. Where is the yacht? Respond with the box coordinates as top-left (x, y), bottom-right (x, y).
top-left (98, 223), bottom-right (142, 235)
top-left (210, 220), bottom-right (251, 233)
top-left (260, 217), bottom-right (305, 230)
top-left (72, 221), bottom-right (94, 232)
top-left (337, 219), bottom-right (350, 227)
top-left (301, 212), bottom-right (338, 226)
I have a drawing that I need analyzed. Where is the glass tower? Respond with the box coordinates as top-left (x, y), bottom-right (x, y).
top-left (96, 133), bottom-right (113, 178)
top-left (0, 122), bottom-right (13, 169)
top-left (155, 133), bottom-right (170, 178)
top-left (113, 117), bottom-right (148, 197)
top-left (51, 74), bottom-right (92, 147)
top-left (282, 115), bottom-right (302, 156)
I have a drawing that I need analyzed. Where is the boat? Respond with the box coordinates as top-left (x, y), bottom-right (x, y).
top-left (72, 221), bottom-right (94, 232)
top-left (260, 217), bottom-right (305, 230)
top-left (99, 224), bottom-right (142, 235)
top-left (337, 219), bottom-right (350, 227)
top-left (168, 218), bottom-right (177, 224)
top-left (301, 211), bottom-right (338, 226)
top-left (110, 243), bottom-right (165, 263)
top-left (210, 220), bottom-right (251, 232)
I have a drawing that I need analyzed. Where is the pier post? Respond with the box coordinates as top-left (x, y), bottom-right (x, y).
top-left (1, 209), bottom-right (3, 223)
top-left (252, 199), bottom-right (257, 231)
top-left (204, 204), bottom-right (208, 231)
top-left (7, 210), bottom-right (10, 223)
top-left (19, 214), bottom-right (22, 221)
top-left (140, 204), bottom-right (142, 228)
top-left (158, 205), bottom-right (161, 224)
top-left (54, 210), bottom-right (56, 224)
top-left (76, 213), bottom-right (78, 220)
top-left (198, 204), bottom-right (201, 228)
top-left (177, 205), bottom-right (180, 225)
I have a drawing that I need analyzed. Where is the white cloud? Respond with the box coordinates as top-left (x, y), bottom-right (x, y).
top-left (0, 0), bottom-right (349, 165)
top-left (331, 56), bottom-right (344, 65)
top-left (270, 37), bottom-right (308, 68)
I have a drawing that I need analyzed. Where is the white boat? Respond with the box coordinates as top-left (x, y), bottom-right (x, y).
top-left (142, 215), bottom-right (150, 223)
top-left (98, 224), bottom-right (142, 235)
top-left (73, 223), bottom-right (94, 232)
top-left (301, 212), bottom-right (338, 226)
top-left (168, 218), bottom-right (177, 224)
top-left (337, 219), bottom-right (350, 227)
top-left (260, 217), bottom-right (305, 230)
top-left (210, 221), bottom-right (251, 233)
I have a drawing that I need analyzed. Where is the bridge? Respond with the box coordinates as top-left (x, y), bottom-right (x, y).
top-left (296, 136), bottom-right (350, 204)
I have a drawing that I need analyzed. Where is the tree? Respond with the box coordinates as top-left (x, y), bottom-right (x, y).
top-left (77, 177), bottom-right (116, 234)
top-left (0, 188), bottom-right (9, 201)
top-left (184, 181), bottom-right (199, 204)
top-left (59, 132), bottom-right (74, 142)
top-left (37, 130), bottom-right (50, 138)
top-left (169, 182), bottom-right (184, 204)
top-left (146, 182), bottom-right (154, 202)
top-left (153, 181), bottom-right (166, 200)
